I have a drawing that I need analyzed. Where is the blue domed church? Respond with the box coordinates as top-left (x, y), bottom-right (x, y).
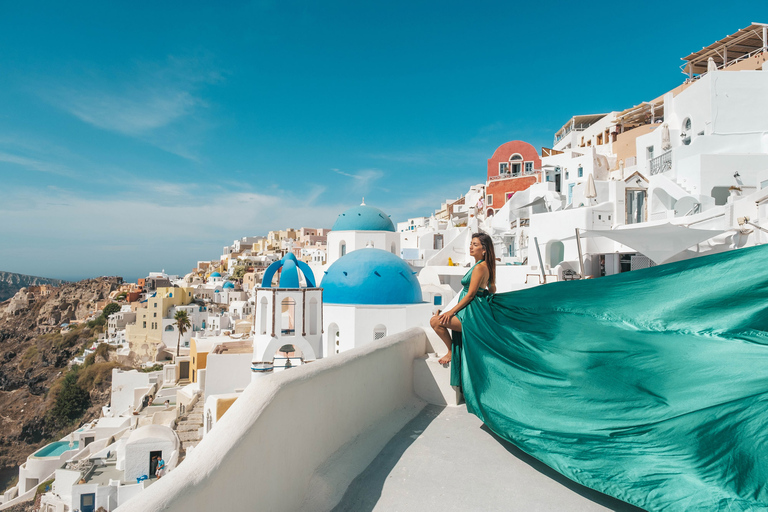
top-left (252, 253), bottom-right (323, 374)
top-left (324, 201), bottom-right (401, 271)
top-left (321, 247), bottom-right (432, 355)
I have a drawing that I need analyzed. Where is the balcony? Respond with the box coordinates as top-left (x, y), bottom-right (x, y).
top-left (649, 151), bottom-right (672, 175)
top-left (489, 169), bottom-right (540, 181)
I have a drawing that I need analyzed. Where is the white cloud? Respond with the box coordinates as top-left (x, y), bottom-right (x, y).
top-left (330, 168), bottom-right (384, 192)
top-left (38, 56), bottom-right (222, 160)
top-left (0, 182), bottom-right (343, 279)
top-left (0, 150), bottom-right (75, 177)
top-left (59, 88), bottom-right (199, 136)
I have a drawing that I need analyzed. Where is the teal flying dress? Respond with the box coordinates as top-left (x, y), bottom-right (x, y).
top-left (450, 245), bottom-right (768, 511)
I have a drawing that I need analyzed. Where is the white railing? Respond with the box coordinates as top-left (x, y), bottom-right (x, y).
top-left (649, 151), bottom-right (672, 175)
top-left (682, 47), bottom-right (768, 81)
top-left (116, 328), bottom-right (428, 512)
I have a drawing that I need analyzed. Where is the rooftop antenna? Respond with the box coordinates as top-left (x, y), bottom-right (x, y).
top-left (361, 197), bottom-right (366, 206)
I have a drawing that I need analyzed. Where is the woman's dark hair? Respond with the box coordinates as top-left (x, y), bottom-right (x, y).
top-left (472, 232), bottom-right (496, 285)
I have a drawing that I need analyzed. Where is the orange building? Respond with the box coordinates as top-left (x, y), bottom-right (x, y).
top-left (485, 140), bottom-right (542, 216)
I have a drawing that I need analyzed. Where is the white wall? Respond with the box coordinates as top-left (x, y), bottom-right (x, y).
top-left (116, 328), bottom-right (428, 512)
top-left (203, 353), bottom-right (252, 404)
top-left (326, 230), bottom-right (400, 266)
top-left (322, 303), bottom-right (433, 357)
top-left (124, 438), bottom-right (177, 481)
top-left (111, 370), bottom-right (153, 416)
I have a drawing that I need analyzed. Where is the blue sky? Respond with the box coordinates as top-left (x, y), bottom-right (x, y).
top-left (0, 1), bottom-right (756, 281)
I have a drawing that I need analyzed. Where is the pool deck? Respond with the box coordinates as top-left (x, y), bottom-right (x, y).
top-left (333, 405), bottom-right (645, 512)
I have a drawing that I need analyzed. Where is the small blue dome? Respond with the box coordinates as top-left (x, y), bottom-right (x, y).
top-left (279, 258), bottom-right (300, 288)
top-left (262, 252), bottom-right (317, 288)
top-left (210, 272), bottom-right (222, 278)
top-left (223, 281), bottom-right (235, 289)
top-left (214, 289), bottom-right (220, 293)
top-left (332, 205), bottom-right (395, 232)
top-left (323, 248), bottom-right (422, 305)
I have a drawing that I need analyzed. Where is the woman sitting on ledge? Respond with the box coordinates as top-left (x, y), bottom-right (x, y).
top-left (429, 232), bottom-right (496, 365)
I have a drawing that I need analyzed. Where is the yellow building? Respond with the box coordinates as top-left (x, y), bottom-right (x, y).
top-left (126, 287), bottom-right (196, 362)
top-left (189, 337), bottom-right (213, 383)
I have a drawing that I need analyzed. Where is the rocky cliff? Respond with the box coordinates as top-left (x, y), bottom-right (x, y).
top-left (0, 271), bottom-right (65, 302)
top-left (0, 277), bottom-right (124, 480)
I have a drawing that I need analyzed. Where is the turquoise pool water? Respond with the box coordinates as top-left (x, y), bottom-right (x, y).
top-left (33, 441), bottom-right (79, 458)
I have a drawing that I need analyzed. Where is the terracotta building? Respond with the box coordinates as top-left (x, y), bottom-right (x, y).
top-left (485, 140), bottom-right (542, 216)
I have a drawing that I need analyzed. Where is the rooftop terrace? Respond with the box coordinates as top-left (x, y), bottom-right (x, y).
top-left (334, 405), bottom-right (641, 512)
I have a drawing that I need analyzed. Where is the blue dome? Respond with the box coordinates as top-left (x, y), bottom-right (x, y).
top-left (323, 248), bottom-right (422, 305)
top-left (210, 272), bottom-right (222, 277)
top-left (262, 252), bottom-right (317, 288)
top-left (332, 205), bottom-right (395, 232)
top-left (223, 281), bottom-right (235, 289)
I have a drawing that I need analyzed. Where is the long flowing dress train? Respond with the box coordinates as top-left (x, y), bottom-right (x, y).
top-left (450, 245), bottom-right (768, 511)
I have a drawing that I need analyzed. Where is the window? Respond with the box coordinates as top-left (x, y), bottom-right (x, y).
top-left (499, 162), bottom-right (509, 174)
top-left (578, 166), bottom-right (583, 178)
top-left (433, 234), bottom-right (444, 250)
top-left (340, 241), bottom-right (346, 257)
top-left (626, 189), bottom-right (647, 224)
top-left (309, 298), bottom-right (318, 336)
top-left (281, 297), bottom-right (295, 336)
top-left (565, 171), bottom-right (570, 180)
top-left (143, 321), bottom-right (146, 328)
top-left (373, 325), bottom-right (387, 341)
top-left (646, 146), bottom-right (654, 160)
top-left (524, 162), bottom-right (533, 174)
top-left (433, 295), bottom-right (442, 306)
top-left (486, 195), bottom-right (493, 206)
top-left (153, 312), bottom-right (157, 318)
top-left (682, 118), bottom-right (692, 145)
top-left (510, 154), bottom-right (523, 161)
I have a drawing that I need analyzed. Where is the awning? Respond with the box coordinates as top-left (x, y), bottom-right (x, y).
top-left (613, 101), bottom-right (664, 127)
top-left (582, 223), bottom-right (724, 264)
top-left (681, 23), bottom-right (768, 76)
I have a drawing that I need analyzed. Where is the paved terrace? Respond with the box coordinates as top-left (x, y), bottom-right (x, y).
top-left (334, 405), bottom-right (642, 512)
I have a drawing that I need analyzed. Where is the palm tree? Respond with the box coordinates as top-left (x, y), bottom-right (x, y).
top-left (174, 310), bottom-right (192, 358)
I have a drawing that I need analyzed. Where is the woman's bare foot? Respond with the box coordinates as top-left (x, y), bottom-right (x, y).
top-left (438, 352), bottom-right (451, 365)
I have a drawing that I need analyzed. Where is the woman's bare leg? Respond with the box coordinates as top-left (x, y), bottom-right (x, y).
top-left (430, 313), bottom-right (462, 365)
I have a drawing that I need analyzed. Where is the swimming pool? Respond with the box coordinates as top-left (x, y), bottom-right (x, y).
top-left (33, 441), bottom-right (79, 458)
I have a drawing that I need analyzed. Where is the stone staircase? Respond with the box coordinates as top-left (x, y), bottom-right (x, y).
top-left (175, 398), bottom-right (204, 461)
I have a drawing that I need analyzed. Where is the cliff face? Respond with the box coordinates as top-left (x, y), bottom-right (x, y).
top-left (0, 277), bottom-right (123, 473)
top-left (0, 271), bottom-right (65, 302)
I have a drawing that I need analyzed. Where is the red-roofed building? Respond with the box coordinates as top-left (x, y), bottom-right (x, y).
top-left (485, 140), bottom-right (542, 216)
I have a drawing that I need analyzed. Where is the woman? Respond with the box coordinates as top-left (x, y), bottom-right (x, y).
top-left (432, 237), bottom-right (768, 511)
top-left (429, 232), bottom-right (496, 366)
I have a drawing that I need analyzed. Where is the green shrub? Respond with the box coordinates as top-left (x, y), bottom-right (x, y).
top-left (102, 302), bottom-right (121, 317)
top-left (36, 478), bottom-right (54, 495)
top-left (78, 361), bottom-right (122, 390)
top-left (48, 370), bottom-right (90, 427)
top-left (94, 343), bottom-right (114, 360)
top-left (23, 346), bottom-right (39, 361)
